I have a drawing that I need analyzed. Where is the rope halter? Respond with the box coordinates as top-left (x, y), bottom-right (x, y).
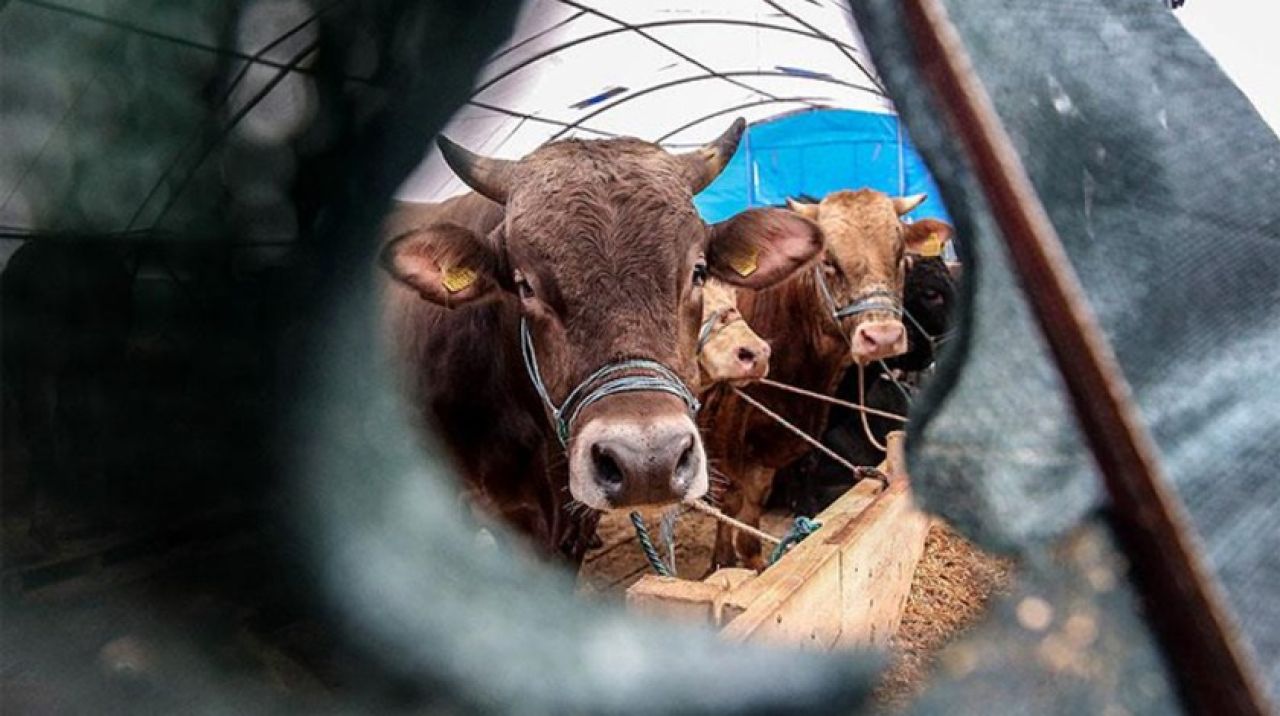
top-left (697, 309), bottom-right (725, 352)
top-left (696, 307), bottom-right (751, 352)
top-left (901, 304), bottom-right (957, 353)
top-left (813, 265), bottom-right (903, 326)
top-left (519, 317), bottom-right (701, 446)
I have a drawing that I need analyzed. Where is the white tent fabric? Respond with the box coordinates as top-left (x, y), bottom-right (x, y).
top-left (396, 0), bottom-right (895, 203)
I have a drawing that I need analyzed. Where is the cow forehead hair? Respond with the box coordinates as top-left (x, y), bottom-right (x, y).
top-left (512, 137), bottom-right (694, 203)
top-left (502, 139), bottom-right (708, 270)
top-left (817, 190), bottom-right (904, 253)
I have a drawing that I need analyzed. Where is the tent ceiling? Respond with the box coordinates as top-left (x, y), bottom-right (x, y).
top-left (397, 0), bottom-right (895, 203)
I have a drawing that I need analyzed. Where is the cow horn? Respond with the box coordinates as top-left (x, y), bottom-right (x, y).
top-left (893, 193), bottom-right (927, 215)
top-left (437, 135), bottom-right (515, 205)
top-left (678, 117), bottom-right (747, 194)
top-left (786, 197), bottom-right (820, 221)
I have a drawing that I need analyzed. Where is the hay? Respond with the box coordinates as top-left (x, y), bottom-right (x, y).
top-left (875, 523), bottom-right (1014, 708)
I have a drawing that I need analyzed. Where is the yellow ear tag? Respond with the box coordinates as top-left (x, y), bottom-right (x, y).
top-left (918, 233), bottom-right (944, 258)
top-left (441, 265), bottom-right (478, 293)
top-left (728, 246), bottom-right (760, 277)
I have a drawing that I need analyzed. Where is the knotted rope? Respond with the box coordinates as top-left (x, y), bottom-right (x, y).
top-left (632, 501), bottom-right (824, 576)
top-left (630, 511), bottom-right (674, 577)
top-left (770, 516), bottom-right (823, 564)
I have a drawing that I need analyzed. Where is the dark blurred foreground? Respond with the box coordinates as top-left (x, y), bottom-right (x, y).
top-left (1, 1), bottom-right (523, 710)
top-left (3, 0), bottom-right (1279, 713)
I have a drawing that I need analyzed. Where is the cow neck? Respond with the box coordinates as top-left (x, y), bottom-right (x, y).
top-left (744, 268), bottom-right (852, 393)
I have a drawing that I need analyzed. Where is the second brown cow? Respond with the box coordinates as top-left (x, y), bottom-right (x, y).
top-left (701, 189), bottom-right (947, 570)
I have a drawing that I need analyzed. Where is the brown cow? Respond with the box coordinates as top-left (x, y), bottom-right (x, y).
top-left (380, 121), bottom-right (823, 561)
top-left (696, 279), bottom-right (770, 390)
top-left (701, 189), bottom-right (946, 570)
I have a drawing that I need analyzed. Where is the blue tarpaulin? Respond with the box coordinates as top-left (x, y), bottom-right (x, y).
top-left (694, 108), bottom-right (952, 225)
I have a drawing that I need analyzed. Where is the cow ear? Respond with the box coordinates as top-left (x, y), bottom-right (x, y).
top-left (905, 220), bottom-right (953, 257)
top-left (707, 207), bottom-right (823, 289)
top-left (380, 223), bottom-right (500, 307)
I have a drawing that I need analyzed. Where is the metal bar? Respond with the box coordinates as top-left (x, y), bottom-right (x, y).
top-left (548, 70), bottom-right (880, 142)
top-left (763, 0), bottom-right (887, 94)
top-left (146, 40), bottom-right (320, 230)
top-left (900, 1), bottom-right (1271, 713)
top-left (556, 0), bottom-right (821, 111)
top-left (466, 100), bottom-right (618, 137)
top-left (655, 98), bottom-right (831, 144)
top-left (470, 18), bottom-right (870, 98)
top-left (15, 0), bottom-right (363, 82)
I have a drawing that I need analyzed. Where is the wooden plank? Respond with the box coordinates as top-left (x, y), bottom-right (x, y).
top-left (718, 479), bottom-right (883, 646)
top-left (708, 568), bottom-right (757, 625)
top-left (626, 568), bottom-right (757, 627)
top-left (624, 433), bottom-right (929, 654)
top-left (833, 479), bottom-right (931, 649)
top-left (719, 551), bottom-right (844, 650)
top-left (627, 576), bottom-right (726, 625)
top-left (721, 433), bottom-right (928, 650)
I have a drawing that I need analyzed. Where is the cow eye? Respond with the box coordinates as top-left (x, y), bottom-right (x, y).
top-left (692, 262), bottom-right (708, 287)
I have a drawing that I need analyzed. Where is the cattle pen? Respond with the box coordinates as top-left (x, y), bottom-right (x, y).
top-left (627, 432), bottom-right (928, 649)
top-left (578, 432), bottom-right (1011, 698)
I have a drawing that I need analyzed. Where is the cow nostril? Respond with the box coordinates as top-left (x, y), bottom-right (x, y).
top-left (676, 442), bottom-right (694, 474)
top-left (736, 347), bottom-right (756, 365)
top-left (591, 444), bottom-right (623, 487)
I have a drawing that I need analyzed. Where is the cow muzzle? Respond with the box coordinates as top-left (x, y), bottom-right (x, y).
top-left (699, 322), bottom-right (771, 387)
top-left (568, 399), bottom-right (708, 510)
top-left (851, 319), bottom-right (907, 364)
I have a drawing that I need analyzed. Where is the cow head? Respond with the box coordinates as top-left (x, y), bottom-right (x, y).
top-left (787, 190), bottom-right (949, 365)
top-left (696, 279), bottom-right (770, 389)
top-left (381, 120), bottom-right (822, 510)
top-left (890, 255), bottom-right (956, 372)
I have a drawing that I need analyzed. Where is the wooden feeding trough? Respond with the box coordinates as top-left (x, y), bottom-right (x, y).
top-left (625, 432), bottom-right (931, 651)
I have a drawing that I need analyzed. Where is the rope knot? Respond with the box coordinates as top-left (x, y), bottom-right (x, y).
top-left (770, 516), bottom-right (823, 564)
